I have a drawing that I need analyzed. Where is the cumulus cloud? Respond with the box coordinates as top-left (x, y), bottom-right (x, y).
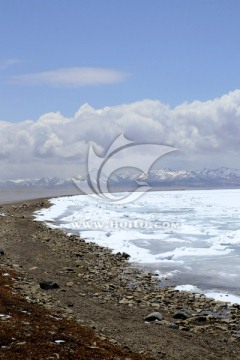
top-left (9, 67), bottom-right (129, 87)
top-left (1, 90), bottom-right (240, 180)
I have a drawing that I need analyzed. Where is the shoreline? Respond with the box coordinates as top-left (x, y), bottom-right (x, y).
top-left (1, 197), bottom-right (240, 359)
top-left (35, 190), bottom-right (240, 305)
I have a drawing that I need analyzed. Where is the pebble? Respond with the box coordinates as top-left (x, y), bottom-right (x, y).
top-left (173, 308), bottom-right (193, 320)
top-left (39, 280), bottom-right (60, 290)
top-left (168, 323), bottom-right (179, 329)
top-left (144, 312), bottom-right (163, 322)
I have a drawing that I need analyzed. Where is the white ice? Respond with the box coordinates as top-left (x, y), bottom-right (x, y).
top-left (35, 189), bottom-right (240, 301)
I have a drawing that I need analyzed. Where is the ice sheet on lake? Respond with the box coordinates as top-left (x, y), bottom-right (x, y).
top-left (35, 189), bottom-right (240, 302)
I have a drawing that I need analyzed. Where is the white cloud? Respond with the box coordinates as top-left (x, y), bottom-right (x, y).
top-left (1, 90), bottom-right (240, 179)
top-left (9, 67), bottom-right (129, 87)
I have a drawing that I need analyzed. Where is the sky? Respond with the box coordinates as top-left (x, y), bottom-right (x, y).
top-left (1, 0), bottom-right (240, 180)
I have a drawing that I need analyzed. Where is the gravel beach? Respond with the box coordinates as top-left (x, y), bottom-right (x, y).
top-left (1, 197), bottom-right (240, 359)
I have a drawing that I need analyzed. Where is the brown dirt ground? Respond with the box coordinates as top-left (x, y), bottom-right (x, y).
top-left (0, 267), bottom-right (149, 360)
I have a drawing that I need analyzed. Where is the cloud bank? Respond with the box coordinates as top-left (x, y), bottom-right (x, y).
top-left (1, 90), bottom-right (240, 180)
top-left (9, 67), bottom-right (129, 87)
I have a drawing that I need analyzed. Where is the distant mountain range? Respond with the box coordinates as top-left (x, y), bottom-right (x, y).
top-left (0, 177), bottom-right (73, 189)
top-left (1, 167), bottom-right (240, 190)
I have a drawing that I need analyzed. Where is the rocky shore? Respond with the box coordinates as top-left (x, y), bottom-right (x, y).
top-left (1, 198), bottom-right (240, 359)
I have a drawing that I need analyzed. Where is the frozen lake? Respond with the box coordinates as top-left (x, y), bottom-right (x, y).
top-left (35, 189), bottom-right (240, 303)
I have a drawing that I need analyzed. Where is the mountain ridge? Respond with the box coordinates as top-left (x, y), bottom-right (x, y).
top-left (1, 167), bottom-right (240, 189)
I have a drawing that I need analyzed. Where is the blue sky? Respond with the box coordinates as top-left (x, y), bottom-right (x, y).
top-left (1, 0), bottom-right (240, 122)
top-left (1, 0), bottom-right (240, 180)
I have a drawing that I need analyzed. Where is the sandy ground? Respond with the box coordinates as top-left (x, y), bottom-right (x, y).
top-left (0, 197), bottom-right (240, 359)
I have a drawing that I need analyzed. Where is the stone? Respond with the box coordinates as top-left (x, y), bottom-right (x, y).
top-left (75, 252), bottom-right (82, 257)
top-left (168, 323), bottom-right (179, 329)
top-left (144, 312), bottom-right (163, 322)
top-left (119, 298), bottom-right (129, 304)
top-left (39, 280), bottom-right (60, 290)
top-left (121, 252), bottom-right (130, 260)
top-left (151, 303), bottom-right (160, 308)
top-left (179, 326), bottom-right (190, 331)
top-left (156, 319), bottom-right (170, 326)
top-left (173, 308), bottom-right (193, 320)
top-left (0, 248), bottom-right (5, 256)
top-left (192, 315), bottom-right (208, 323)
top-left (232, 303), bottom-right (240, 309)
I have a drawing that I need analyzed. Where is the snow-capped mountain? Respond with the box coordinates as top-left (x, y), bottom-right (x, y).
top-left (1, 167), bottom-right (240, 189)
top-left (108, 167), bottom-right (240, 188)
